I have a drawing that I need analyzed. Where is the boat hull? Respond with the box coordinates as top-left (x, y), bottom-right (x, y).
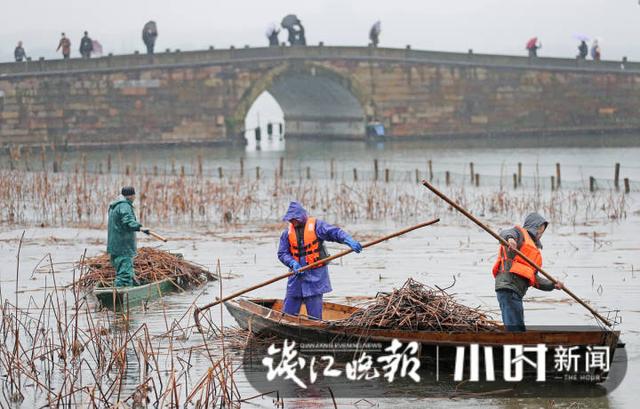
top-left (93, 278), bottom-right (179, 311)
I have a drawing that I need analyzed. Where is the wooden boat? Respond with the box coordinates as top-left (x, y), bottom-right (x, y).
top-left (225, 297), bottom-right (623, 378)
top-left (93, 278), bottom-right (181, 311)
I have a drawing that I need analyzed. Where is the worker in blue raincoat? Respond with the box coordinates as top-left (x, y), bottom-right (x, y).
top-left (277, 201), bottom-right (363, 319)
top-left (107, 186), bottom-right (150, 287)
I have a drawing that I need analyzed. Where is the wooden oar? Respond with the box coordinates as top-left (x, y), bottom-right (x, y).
top-left (193, 218), bottom-right (440, 332)
top-left (421, 179), bottom-right (613, 328)
top-left (146, 230), bottom-right (168, 242)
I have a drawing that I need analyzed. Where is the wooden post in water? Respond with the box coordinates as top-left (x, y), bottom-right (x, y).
top-left (107, 153), bottom-right (112, 173)
top-left (475, 173), bottom-right (479, 187)
top-left (385, 169), bottom-right (390, 183)
top-left (469, 162), bottom-right (474, 183)
top-left (153, 165), bottom-right (158, 176)
top-left (353, 168), bottom-right (358, 181)
top-left (614, 163), bottom-right (620, 191)
top-left (415, 169), bottom-right (420, 184)
top-left (40, 145), bottom-right (46, 171)
top-left (180, 165), bottom-right (185, 177)
top-left (374, 159), bottom-right (379, 181)
top-left (624, 178), bottom-right (630, 194)
top-left (279, 157), bottom-right (284, 178)
top-left (306, 166), bottom-right (311, 180)
top-left (126, 165), bottom-right (131, 176)
top-left (517, 162), bottom-right (522, 186)
top-left (551, 176), bottom-right (556, 191)
top-left (274, 169), bottom-right (278, 192)
top-left (445, 171), bottom-right (450, 186)
top-left (556, 163), bottom-right (561, 188)
top-left (256, 166), bottom-right (260, 180)
top-left (513, 173), bottom-right (517, 189)
top-left (330, 158), bottom-right (335, 179)
top-left (428, 160), bottom-right (433, 181)
top-left (589, 176), bottom-right (596, 192)
top-left (197, 155), bottom-right (203, 176)
top-left (240, 158), bottom-right (244, 178)
top-left (218, 166), bottom-right (223, 178)
top-left (24, 147), bottom-right (31, 172)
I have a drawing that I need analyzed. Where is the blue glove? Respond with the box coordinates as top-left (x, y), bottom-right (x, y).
top-left (344, 237), bottom-right (363, 253)
top-left (289, 260), bottom-right (303, 276)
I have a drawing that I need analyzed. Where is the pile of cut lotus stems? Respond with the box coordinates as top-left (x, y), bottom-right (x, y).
top-left (335, 278), bottom-right (500, 332)
top-left (77, 247), bottom-right (214, 289)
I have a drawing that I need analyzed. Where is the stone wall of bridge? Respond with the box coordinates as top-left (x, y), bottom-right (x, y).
top-left (1, 46), bottom-right (639, 147)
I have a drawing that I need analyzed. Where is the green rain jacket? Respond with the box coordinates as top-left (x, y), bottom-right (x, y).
top-left (107, 198), bottom-right (142, 257)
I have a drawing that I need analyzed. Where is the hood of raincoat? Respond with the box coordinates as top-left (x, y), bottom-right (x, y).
top-left (522, 212), bottom-right (548, 248)
top-left (109, 197), bottom-right (133, 211)
top-left (281, 201), bottom-right (308, 223)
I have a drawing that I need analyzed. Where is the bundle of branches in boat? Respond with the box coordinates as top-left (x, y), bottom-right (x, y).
top-left (211, 326), bottom-right (281, 351)
top-left (334, 278), bottom-right (500, 332)
top-left (76, 247), bottom-right (214, 289)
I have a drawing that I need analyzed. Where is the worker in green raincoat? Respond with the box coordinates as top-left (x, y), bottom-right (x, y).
top-left (107, 186), bottom-right (149, 287)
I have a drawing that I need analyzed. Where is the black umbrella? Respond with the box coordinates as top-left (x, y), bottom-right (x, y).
top-left (143, 21), bottom-right (158, 35)
top-left (281, 14), bottom-right (300, 29)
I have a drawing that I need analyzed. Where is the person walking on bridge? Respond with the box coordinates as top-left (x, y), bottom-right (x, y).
top-left (369, 21), bottom-right (381, 47)
top-left (591, 40), bottom-right (601, 61)
top-left (79, 31), bottom-right (94, 58)
top-left (277, 201), bottom-right (363, 320)
top-left (56, 33), bottom-right (71, 59)
top-left (142, 21), bottom-right (158, 55)
top-left (577, 40), bottom-right (588, 59)
top-left (107, 186), bottom-right (150, 287)
top-left (14, 41), bottom-right (27, 62)
top-left (492, 212), bottom-right (564, 331)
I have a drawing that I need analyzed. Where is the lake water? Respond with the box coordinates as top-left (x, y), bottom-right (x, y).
top-left (0, 136), bottom-right (638, 407)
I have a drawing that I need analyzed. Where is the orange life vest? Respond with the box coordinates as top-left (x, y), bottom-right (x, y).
top-left (492, 225), bottom-right (541, 286)
top-left (288, 217), bottom-right (324, 265)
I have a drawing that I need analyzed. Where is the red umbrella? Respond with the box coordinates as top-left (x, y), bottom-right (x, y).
top-left (526, 37), bottom-right (537, 49)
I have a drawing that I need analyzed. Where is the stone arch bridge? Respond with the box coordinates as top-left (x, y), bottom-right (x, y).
top-left (1, 46), bottom-right (639, 147)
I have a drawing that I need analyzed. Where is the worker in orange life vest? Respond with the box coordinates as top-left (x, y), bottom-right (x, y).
top-left (492, 212), bottom-right (564, 331)
top-left (277, 201), bottom-right (363, 319)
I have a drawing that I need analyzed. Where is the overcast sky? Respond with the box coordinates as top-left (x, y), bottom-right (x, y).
top-left (2, 0), bottom-right (639, 62)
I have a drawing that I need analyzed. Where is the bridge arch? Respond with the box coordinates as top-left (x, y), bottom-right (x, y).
top-left (234, 62), bottom-right (370, 139)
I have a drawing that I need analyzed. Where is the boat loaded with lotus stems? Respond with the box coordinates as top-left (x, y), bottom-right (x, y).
top-left (224, 290), bottom-right (623, 381)
top-left (78, 247), bottom-right (215, 311)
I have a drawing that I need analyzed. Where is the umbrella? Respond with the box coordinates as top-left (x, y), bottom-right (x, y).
top-left (92, 40), bottom-right (103, 56)
top-left (281, 14), bottom-right (300, 29)
top-left (265, 22), bottom-right (277, 37)
top-left (526, 37), bottom-right (537, 49)
top-left (371, 20), bottom-right (382, 35)
top-left (573, 33), bottom-right (589, 42)
top-left (143, 21), bottom-right (158, 35)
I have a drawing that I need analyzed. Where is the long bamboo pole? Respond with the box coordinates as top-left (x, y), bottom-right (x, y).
top-left (194, 218), bottom-right (440, 332)
top-left (421, 179), bottom-right (612, 328)
top-left (146, 230), bottom-right (168, 242)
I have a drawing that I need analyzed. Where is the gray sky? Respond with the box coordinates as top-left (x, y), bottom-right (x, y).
top-left (2, 0), bottom-right (639, 62)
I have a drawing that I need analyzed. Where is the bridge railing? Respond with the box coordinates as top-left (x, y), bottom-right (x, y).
top-left (1, 45), bottom-right (638, 78)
